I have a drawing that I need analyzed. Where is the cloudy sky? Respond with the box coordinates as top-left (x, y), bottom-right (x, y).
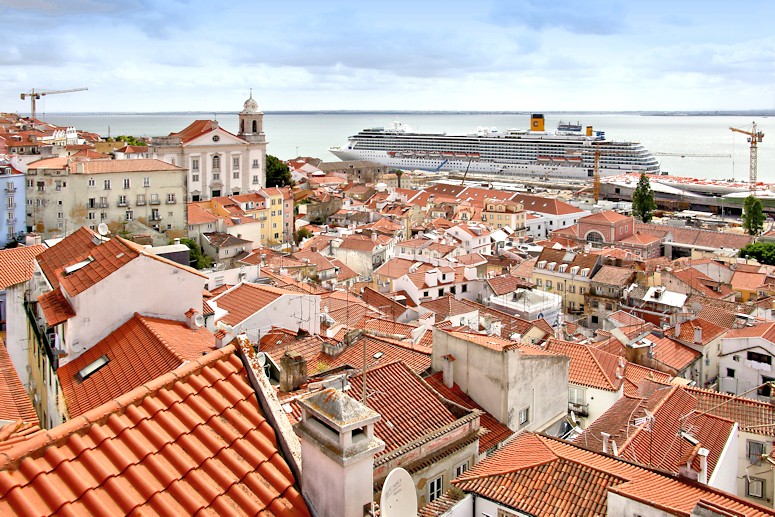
top-left (2, 0), bottom-right (774, 113)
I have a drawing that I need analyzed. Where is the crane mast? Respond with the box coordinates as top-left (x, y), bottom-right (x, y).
top-left (19, 87), bottom-right (88, 120)
top-left (730, 122), bottom-right (764, 195)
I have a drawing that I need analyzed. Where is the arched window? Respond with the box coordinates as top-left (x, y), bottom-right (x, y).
top-left (212, 155), bottom-right (220, 170)
top-left (252, 120), bottom-right (258, 133)
top-left (586, 231), bottom-right (604, 243)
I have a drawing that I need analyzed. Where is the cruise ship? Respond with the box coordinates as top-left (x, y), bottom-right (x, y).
top-left (329, 114), bottom-right (661, 180)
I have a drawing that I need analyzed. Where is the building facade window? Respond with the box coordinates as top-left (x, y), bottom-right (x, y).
top-left (748, 440), bottom-right (766, 464)
top-left (252, 159), bottom-right (259, 168)
top-left (454, 461), bottom-right (469, 478)
top-left (143, 177), bottom-right (150, 187)
top-left (233, 171), bottom-right (239, 179)
top-left (192, 174), bottom-right (199, 182)
top-left (123, 178), bottom-right (131, 189)
top-left (104, 180), bottom-right (111, 190)
top-left (88, 178), bottom-right (95, 187)
top-left (118, 195), bottom-right (127, 207)
top-left (748, 477), bottom-right (765, 498)
top-left (125, 211), bottom-right (133, 221)
top-left (428, 476), bottom-right (443, 503)
top-left (519, 406), bottom-right (530, 427)
top-left (192, 158), bottom-right (199, 171)
top-left (252, 175), bottom-right (259, 184)
top-left (233, 157), bottom-right (239, 170)
top-left (212, 155), bottom-right (220, 170)
top-left (167, 193), bottom-right (176, 203)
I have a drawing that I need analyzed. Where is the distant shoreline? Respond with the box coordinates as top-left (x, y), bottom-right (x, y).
top-left (32, 110), bottom-right (775, 117)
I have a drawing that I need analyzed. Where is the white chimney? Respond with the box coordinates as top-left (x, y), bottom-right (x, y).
top-left (294, 389), bottom-right (385, 517)
top-left (424, 269), bottom-right (438, 287)
top-left (674, 320), bottom-right (681, 338)
top-left (698, 448), bottom-right (709, 484)
top-left (442, 354), bottom-right (455, 388)
top-left (693, 325), bottom-right (703, 344)
top-left (601, 432), bottom-right (610, 454)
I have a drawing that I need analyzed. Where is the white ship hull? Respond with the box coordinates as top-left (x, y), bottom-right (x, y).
top-left (329, 147), bottom-right (653, 181)
top-left (329, 114), bottom-right (660, 181)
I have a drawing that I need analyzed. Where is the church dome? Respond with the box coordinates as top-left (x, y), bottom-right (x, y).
top-left (242, 93), bottom-right (259, 113)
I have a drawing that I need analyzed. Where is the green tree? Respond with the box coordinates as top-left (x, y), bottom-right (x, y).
top-left (295, 227), bottom-right (313, 245)
top-left (740, 242), bottom-right (775, 265)
top-left (179, 238), bottom-right (212, 270)
top-left (266, 155), bottom-right (293, 188)
top-left (743, 195), bottom-right (765, 236)
top-left (631, 173), bottom-right (657, 223)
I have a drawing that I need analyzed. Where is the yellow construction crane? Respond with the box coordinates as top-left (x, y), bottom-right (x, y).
top-left (729, 122), bottom-right (764, 194)
top-left (20, 87), bottom-right (88, 120)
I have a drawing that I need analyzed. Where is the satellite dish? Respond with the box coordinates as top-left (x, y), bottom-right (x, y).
top-left (97, 222), bottom-right (109, 236)
top-left (193, 313), bottom-right (205, 328)
top-left (257, 352), bottom-right (267, 367)
top-left (380, 467), bottom-right (417, 517)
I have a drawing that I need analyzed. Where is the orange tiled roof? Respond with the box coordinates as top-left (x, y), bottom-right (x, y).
top-left (58, 313), bottom-right (216, 417)
top-left (688, 385), bottom-right (775, 435)
top-left (645, 331), bottom-right (702, 371)
top-left (0, 345), bottom-right (310, 516)
top-left (37, 288), bottom-right (75, 326)
top-left (544, 338), bottom-right (623, 391)
top-left (421, 295), bottom-right (475, 319)
top-left (36, 227), bottom-right (100, 290)
top-left (0, 245), bottom-right (45, 290)
top-left (345, 361), bottom-right (469, 459)
top-left (0, 339), bottom-right (39, 426)
top-left (575, 385), bottom-right (735, 480)
top-left (212, 283), bottom-right (295, 326)
top-left (732, 270), bottom-right (767, 292)
top-left (426, 372), bottom-right (513, 454)
top-left (454, 432), bottom-right (774, 517)
top-left (580, 210), bottom-right (630, 224)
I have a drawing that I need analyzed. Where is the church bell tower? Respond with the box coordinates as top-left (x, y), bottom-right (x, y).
top-left (238, 90), bottom-right (266, 144)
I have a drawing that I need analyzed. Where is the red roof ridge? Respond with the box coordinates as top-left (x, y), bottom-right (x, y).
top-left (455, 432), bottom-right (557, 481)
top-left (136, 312), bottom-right (187, 363)
top-left (0, 344), bottom-right (237, 469)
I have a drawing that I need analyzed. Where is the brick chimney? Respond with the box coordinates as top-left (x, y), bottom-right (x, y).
top-left (294, 388), bottom-right (385, 517)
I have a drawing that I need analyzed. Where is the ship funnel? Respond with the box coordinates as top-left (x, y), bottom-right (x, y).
top-left (530, 114), bottom-right (545, 132)
top-left (586, 126), bottom-right (593, 137)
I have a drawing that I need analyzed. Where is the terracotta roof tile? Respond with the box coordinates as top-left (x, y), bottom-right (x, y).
top-left (58, 313), bottom-right (216, 417)
top-left (0, 339), bottom-right (39, 426)
top-left (544, 338), bottom-right (623, 391)
top-left (645, 331), bottom-right (703, 371)
top-left (0, 245), bottom-right (45, 290)
top-left (421, 295), bottom-right (474, 319)
top-left (575, 386), bottom-right (735, 479)
top-left (211, 283), bottom-right (295, 326)
top-left (0, 345), bottom-right (309, 516)
top-left (37, 288), bottom-right (75, 326)
top-left (454, 432), bottom-right (774, 517)
top-left (36, 227), bottom-right (100, 290)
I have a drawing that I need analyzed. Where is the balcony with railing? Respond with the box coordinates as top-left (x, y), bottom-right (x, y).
top-left (568, 401), bottom-right (589, 417)
top-left (149, 197), bottom-right (161, 205)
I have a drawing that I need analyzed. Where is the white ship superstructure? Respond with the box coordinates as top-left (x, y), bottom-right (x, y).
top-left (329, 114), bottom-right (660, 180)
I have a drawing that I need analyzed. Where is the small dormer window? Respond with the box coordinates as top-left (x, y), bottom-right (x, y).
top-left (558, 264), bottom-right (567, 273)
top-left (537, 261), bottom-right (547, 269)
top-left (570, 266), bottom-right (580, 275)
top-left (580, 268), bottom-right (590, 277)
top-left (547, 262), bottom-right (556, 271)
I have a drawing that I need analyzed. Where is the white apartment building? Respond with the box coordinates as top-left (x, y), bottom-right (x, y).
top-left (25, 157), bottom-right (187, 239)
top-left (149, 95), bottom-right (267, 201)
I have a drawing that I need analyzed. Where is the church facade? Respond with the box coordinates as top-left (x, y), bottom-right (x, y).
top-left (149, 95), bottom-right (267, 202)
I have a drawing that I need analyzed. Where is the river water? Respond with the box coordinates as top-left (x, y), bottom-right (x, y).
top-left (41, 112), bottom-right (775, 182)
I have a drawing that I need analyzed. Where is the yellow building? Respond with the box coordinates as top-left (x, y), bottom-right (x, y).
top-left (531, 248), bottom-right (601, 315)
top-left (482, 198), bottom-right (526, 239)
